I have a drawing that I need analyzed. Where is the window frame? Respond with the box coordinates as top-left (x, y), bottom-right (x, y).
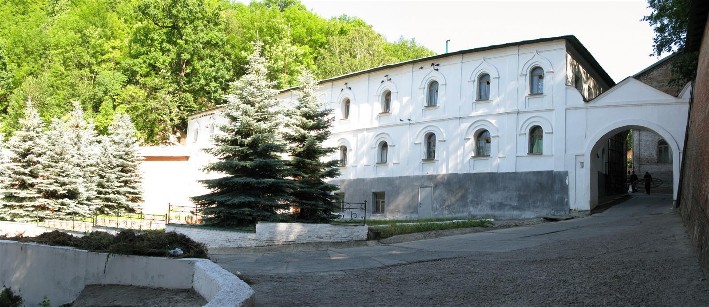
top-left (528, 125), bottom-right (543, 155)
top-left (657, 139), bottom-right (671, 163)
top-left (477, 73), bottom-right (491, 101)
top-left (426, 80), bottom-right (439, 107)
top-left (475, 129), bottom-right (491, 157)
top-left (372, 192), bottom-right (385, 214)
top-left (530, 66), bottom-right (544, 95)
top-left (377, 141), bottom-right (388, 164)
top-left (339, 145), bottom-right (348, 167)
top-left (342, 98), bottom-right (350, 120)
top-left (424, 132), bottom-right (436, 160)
top-left (381, 89), bottom-right (392, 113)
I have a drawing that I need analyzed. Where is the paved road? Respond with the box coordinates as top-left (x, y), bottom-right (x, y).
top-left (212, 194), bottom-right (709, 306)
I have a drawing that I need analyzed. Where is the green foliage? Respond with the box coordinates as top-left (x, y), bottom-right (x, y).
top-left (643, 0), bottom-right (697, 84)
top-left (193, 44), bottom-right (295, 227)
top-left (0, 287), bottom-right (23, 307)
top-left (643, 0), bottom-right (690, 56)
top-left (0, 0), bottom-right (434, 143)
top-left (283, 72), bottom-right (340, 222)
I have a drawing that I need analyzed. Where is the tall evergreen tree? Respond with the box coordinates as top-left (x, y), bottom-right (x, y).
top-left (0, 100), bottom-right (47, 221)
top-left (37, 118), bottom-right (88, 219)
top-left (95, 113), bottom-right (143, 214)
top-left (94, 135), bottom-right (124, 215)
top-left (192, 43), bottom-right (295, 227)
top-left (37, 103), bottom-right (99, 219)
top-left (283, 72), bottom-right (340, 222)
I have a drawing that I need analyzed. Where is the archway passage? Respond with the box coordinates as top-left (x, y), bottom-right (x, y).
top-left (587, 125), bottom-right (679, 211)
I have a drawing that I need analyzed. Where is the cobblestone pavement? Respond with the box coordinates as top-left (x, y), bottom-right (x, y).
top-left (213, 194), bottom-right (709, 306)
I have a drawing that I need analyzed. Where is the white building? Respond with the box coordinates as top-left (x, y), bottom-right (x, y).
top-left (158, 35), bottom-right (689, 220)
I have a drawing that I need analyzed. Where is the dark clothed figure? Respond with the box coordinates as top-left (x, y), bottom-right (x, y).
top-left (630, 171), bottom-right (639, 193)
top-left (643, 172), bottom-right (653, 194)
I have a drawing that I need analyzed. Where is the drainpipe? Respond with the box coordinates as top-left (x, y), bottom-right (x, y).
top-left (445, 40), bottom-right (450, 53)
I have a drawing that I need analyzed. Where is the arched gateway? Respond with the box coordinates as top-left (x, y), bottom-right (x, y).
top-left (569, 78), bottom-right (690, 211)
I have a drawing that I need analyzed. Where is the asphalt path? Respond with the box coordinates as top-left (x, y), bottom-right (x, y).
top-left (212, 194), bottom-right (709, 306)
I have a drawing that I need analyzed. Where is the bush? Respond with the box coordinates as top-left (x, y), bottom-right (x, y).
top-left (0, 287), bottom-right (23, 307)
top-left (4, 230), bottom-right (208, 258)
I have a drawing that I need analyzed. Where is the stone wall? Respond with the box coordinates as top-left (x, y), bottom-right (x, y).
top-left (333, 171), bottom-right (570, 220)
top-left (167, 222), bottom-right (368, 249)
top-left (633, 130), bottom-right (674, 193)
top-left (680, 20), bottom-right (709, 274)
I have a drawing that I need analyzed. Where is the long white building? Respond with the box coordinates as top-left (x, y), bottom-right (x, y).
top-left (160, 35), bottom-right (689, 220)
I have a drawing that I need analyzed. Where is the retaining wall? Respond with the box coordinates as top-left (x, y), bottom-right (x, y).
top-left (168, 222), bottom-right (368, 248)
top-left (0, 240), bottom-right (254, 306)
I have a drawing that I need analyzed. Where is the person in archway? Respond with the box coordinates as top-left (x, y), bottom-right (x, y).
top-left (643, 171), bottom-right (653, 194)
top-left (630, 171), bottom-right (639, 193)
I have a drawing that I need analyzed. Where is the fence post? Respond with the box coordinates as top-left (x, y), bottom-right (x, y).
top-left (167, 203), bottom-right (171, 225)
top-left (363, 200), bottom-right (367, 225)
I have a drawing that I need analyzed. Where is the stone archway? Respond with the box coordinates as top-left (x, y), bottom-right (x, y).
top-left (579, 120), bottom-right (682, 211)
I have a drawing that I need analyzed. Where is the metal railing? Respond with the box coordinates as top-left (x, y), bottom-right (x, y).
top-left (335, 201), bottom-right (367, 224)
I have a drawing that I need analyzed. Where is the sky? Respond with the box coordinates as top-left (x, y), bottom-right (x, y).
top-left (299, 0), bottom-right (661, 83)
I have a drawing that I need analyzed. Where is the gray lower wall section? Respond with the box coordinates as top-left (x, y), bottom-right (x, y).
top-left (332, 171), bottom-right (569, 220)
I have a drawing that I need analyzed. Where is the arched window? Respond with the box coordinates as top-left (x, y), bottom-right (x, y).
top-left (476, 129), bottom-right (491, 157)
top-left (657, 139), bottom-right (670, 163)
top-left (426, 80), bottom-right (439, 107)
top-left (378, 141), bottom-right (388, 164)
top-left (529, 126), bottom-right (543, 154)
top-left (530, 67), bottom-right (544, 95)
top-left (425, 133), bottom-right (436, 160)
top-left (478, 73), bottom-right (491, 100)
top-left (342, 98), bottom-right (350, 119)
top-left (381, 90), bottom-right (391, 113)
top-left (339, 146), bottom-right (348, 166)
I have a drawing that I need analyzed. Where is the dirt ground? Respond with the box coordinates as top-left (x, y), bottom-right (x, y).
top-left (71, 285), bottom-right (206, 307)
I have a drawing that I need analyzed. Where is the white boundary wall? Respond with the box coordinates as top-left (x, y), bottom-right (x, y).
top-left (0, 240), bottom-right (254, 306)
top-left (168, 222), bottom-right (368, 248)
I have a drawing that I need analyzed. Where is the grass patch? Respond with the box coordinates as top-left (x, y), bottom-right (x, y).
top-left (2, 230), bottom-right (208, 258)
top-left (368, 219), bottom-right (492, 239)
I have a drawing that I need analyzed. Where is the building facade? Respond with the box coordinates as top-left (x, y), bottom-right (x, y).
top-left (173, 36), bottom-right (690, 220)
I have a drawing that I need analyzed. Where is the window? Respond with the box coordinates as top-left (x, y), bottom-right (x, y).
top-left (426, 80), bottom-right (439, 107)
top-left (373, 192), bottom-right (385, 214)
top-left (476, 129), bottom-right (491, 157)
top-left (339, 146), bottom-right (348, 166)
top-left (657, 139), bottom-right (671, 163)
top-left (478, 73), bottom-right (491, 100)
top-left (529, 126), bottom-right (543, 154)
top-left (378, 141), bottom-right (388, 164)
top-left (342, 98), bottom-right (350, 119)
top-left (425, 133), bottom-right (436, 160)
top-left (381, 90), bottom-right (391, 113)
top-left (574, 72), bottom-right (583, 92)
top-left (530, 67), bottom-right (544, 95)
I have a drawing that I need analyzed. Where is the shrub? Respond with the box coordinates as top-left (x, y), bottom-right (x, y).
top-left (3, 230), bottom-right (208, 258)
top-left (0, 287), bottom-right (23, 307)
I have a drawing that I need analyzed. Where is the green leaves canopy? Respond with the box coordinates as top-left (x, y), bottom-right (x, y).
top-left (0, 0), bottom-right (434, 144)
